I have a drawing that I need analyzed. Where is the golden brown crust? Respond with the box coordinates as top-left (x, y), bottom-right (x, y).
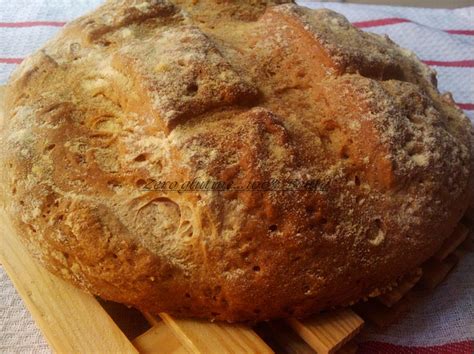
top-left (1, 0), bottom-right (473, 322)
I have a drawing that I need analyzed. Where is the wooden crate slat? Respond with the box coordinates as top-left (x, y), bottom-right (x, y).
top-left (287, 309), bottom-right (364, 354)
top-left (377, 268), bottom-right (422, 307)
top-left (133, 321), bottom-right (190, 354)
top-left (156, 312), bottom-right (274, 354)
top-left (433, 224), bottom-right (469, 261)
top-left (142, 311), bottom-right (161, 327)
top-left (0, 210), bottom-right (138, 354)
top-left (255, 320), bottom-right (316, 354)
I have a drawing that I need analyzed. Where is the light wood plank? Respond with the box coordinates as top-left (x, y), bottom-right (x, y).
top-left (133, 321), bottom-right (190, 354)
top-left (157, 312), bottom-right (273, 354)
top-left (377, 268), bottom-right (422, 307)
top-left (433, 224), bottom-right (469, 261)
top-left (256, 321), bottom-right (316, 354)
top-left (0, 210), bottom-right (138, 354)
top-left (287, 309), bottom-right (364, 354)
top-left (142, 311), bottom-right (161, 327)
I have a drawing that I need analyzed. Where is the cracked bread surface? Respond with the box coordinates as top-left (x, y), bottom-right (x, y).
top-left (0, 0), bottom-right (473, 322)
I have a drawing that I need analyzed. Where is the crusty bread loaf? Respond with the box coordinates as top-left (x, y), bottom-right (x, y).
top-left (1, 0), bottom-right (473, 322)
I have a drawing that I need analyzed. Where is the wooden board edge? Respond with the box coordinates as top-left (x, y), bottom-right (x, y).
top-left (132, 321), bottom-right (190, 354)
top-left (287, 309), bottom-right (364, 354)
top-left (159, 312), bottom-right (274, 354)
top-left (254, 320), bottom-right (315, 354)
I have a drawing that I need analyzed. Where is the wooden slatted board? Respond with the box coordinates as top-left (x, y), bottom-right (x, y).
top-left (1, 84), bottom-right (472, 353)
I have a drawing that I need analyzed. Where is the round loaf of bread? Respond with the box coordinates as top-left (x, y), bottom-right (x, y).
top-left (1, 0), bottom-right (473, 322)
